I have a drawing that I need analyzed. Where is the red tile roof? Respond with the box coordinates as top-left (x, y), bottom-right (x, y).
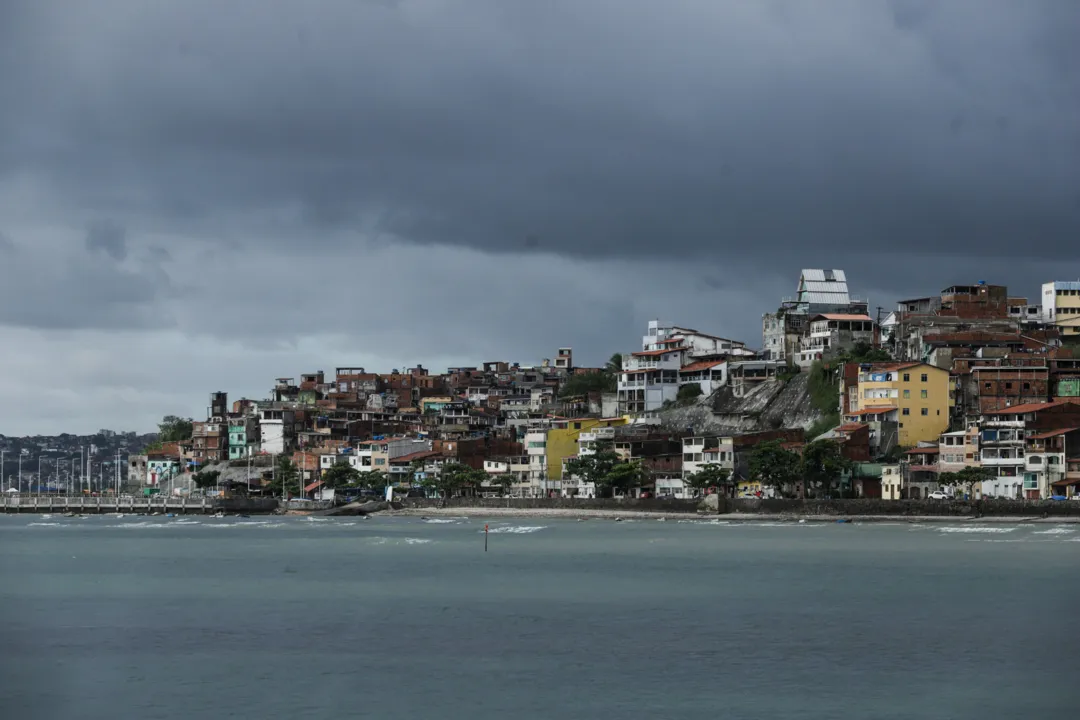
top-left (680, 360), bottom-right (725, 373)
top-left (631, 347), bottom-right (684, 357)
top-left (991, 400), bottom-right (1080, 415)
top-left (838, 423), bottom-right (869, 432)
top-left (304, 480), bottom-right (323, 492)
top-left (813, 314), bottom-right (874, 322)
top-left (905, 446), bottom-right (940, 455)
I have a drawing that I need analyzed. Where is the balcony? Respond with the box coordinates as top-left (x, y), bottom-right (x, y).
top-left (981, 456), bottom-right (1025, 466)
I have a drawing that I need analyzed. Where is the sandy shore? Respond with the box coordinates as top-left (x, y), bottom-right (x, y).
top-left (386, 506), bottom-right (1080, 523)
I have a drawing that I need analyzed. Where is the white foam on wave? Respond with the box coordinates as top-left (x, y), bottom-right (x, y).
top-left (110, 521), bottom-right (170, 529)
top-left (1032, 527), bottom-right (1075, 535)
top-left (28, 522), bottom-right (62, 527)
top-left (677, 519), bottom-right (730, 525)
top-left (173, 519), bottom-right (201, 525)
top-left (305, 516), bottom-right (331, 523)
top-left (938, 526), bottom-right (1016, 534)
top-left (484, 525), bottom-right (546, 534)
top-left (421, 518), bottom-right (466, 524)
top-left (364, 536), bottom-right (432, 546)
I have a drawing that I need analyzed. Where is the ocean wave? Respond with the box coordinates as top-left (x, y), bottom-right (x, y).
top-left (938, 526), bottom-right (1016, 534)
top-left (676, 519), bottom-right (730, 525)
top-left (484, 526), bottom-right (547, 534)
top-left (421, 518), bottom-right (466, 524)
top-left (1032, 527), bottom-right (1075, 535)
top-left (28, 522), bottom-right (62, 527)
top-left (404, 538), bottom-right (432, 545)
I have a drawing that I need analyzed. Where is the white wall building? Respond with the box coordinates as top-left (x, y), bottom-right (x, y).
top-left (524, 429), bottom-right (551, 496)
top-left (259, 408), bottom-right (295, 455)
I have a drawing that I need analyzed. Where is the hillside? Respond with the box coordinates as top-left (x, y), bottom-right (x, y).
top-left (657, 373), bottom-right (824, 435)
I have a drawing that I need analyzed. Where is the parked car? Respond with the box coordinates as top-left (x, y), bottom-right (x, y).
top-left (927, 490), bottom-right (953, 500)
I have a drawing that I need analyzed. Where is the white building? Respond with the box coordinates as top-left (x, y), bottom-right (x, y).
top-left (259, 408), bottom-right (295, 455)
top-left (524, 429), bottom-right (551, 496)
top-left (619, 320), bottom-right (754, 414)
top-left (794, 313), bottom-right (877, 368)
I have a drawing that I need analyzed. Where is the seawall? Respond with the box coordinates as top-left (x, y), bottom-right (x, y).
top-left (396, 496), bottom-right (1080, 518)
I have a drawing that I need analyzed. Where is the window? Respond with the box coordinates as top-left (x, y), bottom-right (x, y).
top-left (903, 373), bottom-right (910, 382)
top-left (918, 389), bottom-right (926, 399)
top-left (902, 408), bottom-right (910, 416)
top-left (573, 423), bottom-right (581, 430)
top-left (921, 374), bottom-right (928, 382)
top-left (903, 389), bottom-right (910, 399)
top-left (921, 408), bottom-right (928, 416)
top-left (1023, 383), bottom-right (1030, 390)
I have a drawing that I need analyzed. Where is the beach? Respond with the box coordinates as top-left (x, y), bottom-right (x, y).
top-left (388, 505), bottom-right (1080, 522)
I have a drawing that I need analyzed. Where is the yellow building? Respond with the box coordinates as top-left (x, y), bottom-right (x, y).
top-left (1042, 281), bottom-right (1080, 339)
top-left (846, 362), bottom-right (950, 447)
top-left (545, 417), bottom-right (631, 480)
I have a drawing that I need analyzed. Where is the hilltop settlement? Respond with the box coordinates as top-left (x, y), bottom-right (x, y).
top-left (11, 270), bottom-right (1080, 503)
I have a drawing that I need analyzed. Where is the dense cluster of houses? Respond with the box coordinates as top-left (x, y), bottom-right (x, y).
top-left (127, 269), bottom-right (1080, 502)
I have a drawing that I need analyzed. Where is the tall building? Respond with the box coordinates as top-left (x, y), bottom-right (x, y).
top-left (1041, 281), bottom-right (1080, 340)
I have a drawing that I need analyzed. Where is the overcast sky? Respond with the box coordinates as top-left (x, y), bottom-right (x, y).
top-left (1, 0), bottom-right (1078, 435)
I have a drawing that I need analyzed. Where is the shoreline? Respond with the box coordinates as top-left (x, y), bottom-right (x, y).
top-left (386, 507), bottom-right (1080, 523)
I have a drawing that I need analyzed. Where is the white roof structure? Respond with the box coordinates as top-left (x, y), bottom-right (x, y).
top-left (797, 269), bottom-right (851, 308)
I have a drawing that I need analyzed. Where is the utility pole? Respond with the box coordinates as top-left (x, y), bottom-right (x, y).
top-left (1, 450), bottom-right (5, 492)
top-left (18, 451), bottom-right (23, 493)
top-left (38, 457), bottom-right (42, 495)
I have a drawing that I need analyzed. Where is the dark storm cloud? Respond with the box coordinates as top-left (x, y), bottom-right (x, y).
top-left (1, 0), bottom-right (1076, 271)
top-left (84, 220), bottom-right (128, 261)
top-left (0, 231), bottom-right (176, 331)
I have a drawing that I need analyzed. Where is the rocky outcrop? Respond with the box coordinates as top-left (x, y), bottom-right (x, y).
top-left (318, 500), bottom-right (395, 516)
top-left (658, 374), bottom-right (822, 434)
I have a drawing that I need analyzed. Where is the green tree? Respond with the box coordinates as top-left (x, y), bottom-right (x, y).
top-left (604, 461), bottom-right (650, 496)
top-left (801, 439), bottom-right (853, 498)
top-left (489, 472), bottom-right (516, 497)
top-left (940, 466), bottom-right (995, 499)
top-left (748, 440), bottom-right (802, 498)
top-left (192, 469), bottom-right (220, 490)
top-left (676, 383), bottom-right (703, 403)
top-left (422, 462), bottom-right (486, 500)
top-left (606, 353), bottom-right (623, 373)
top-left (559, 372), bottom-right (616, 398)
top-left (683, 463), bottom-right (733, 497)
top-left (158, 415), bottom-right (193, 442)
top-left (357, 470), bottom-right (388, 490)
top-left (269, 456), bottom-right (301, 498)
top-left (321, 460), bottom-right (361, 489)
top-left (564, 446), bottom-right (621, 497)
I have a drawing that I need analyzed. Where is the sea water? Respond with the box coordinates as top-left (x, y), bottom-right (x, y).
top-left (1, 515), bottom-right (1076, 719)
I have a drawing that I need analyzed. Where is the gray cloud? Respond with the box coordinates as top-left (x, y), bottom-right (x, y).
top-left (0, 228), bottom-right (177, 331)
top-left (0, 1), bottom-right (1078, 433)
top-left (85, 219), bottom-right (128, 261)
top-left (1, 0), bottom-right (1076, 266)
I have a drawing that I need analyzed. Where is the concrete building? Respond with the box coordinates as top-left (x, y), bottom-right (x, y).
top-left (1023, 428), bottom-right (1078, 499)
top-left (794, 313), bottom-right (876, 368)
top-left (524, 429), bottom-right (550, 496)
top-left (228, 416), bottom-right (259, 460)
top-left (259, 408), bottom-right (296, 455)
top-left (938, 429), bottom-right (978, 473)
top-left (1042, 281), bottom-right (1080, 339)
top-left (842, 362), bottom-right (950, 447)
top-left (881, 465), bottom-right (903, 500)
